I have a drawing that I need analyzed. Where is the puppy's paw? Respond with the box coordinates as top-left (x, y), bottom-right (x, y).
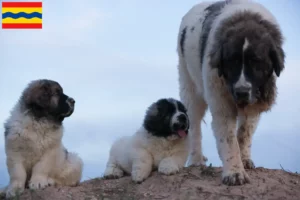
top-left (222, 168), bottom-right (250, 186)
top-left (242, 159), bottom-right (255, 169)
top-left (131, 168), bottom-right (150, 184)
top-left (103, 166), bottom-right (124, 179)
top-left (186, 152), bottom-right (207, 167)
top-left (6, 182), bottom-right (24, 198)
top-left (47, 178), bottom-right (55, 187)
top-left (158, 158), bottom-right (180, 175)
top-left (29, 176), bottom-right (53, 190)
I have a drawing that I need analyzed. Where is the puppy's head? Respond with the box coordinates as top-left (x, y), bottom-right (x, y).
top-left (21, 79), bottom-right (75, 122)
top-left (143, 98), bottom-right (189, 139)
top-left (210, 12), bottom-right (285, 108)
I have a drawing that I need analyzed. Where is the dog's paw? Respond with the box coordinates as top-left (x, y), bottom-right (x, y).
top-left (29, 176), bottom-right (53, 190)
top-left (222, 168), bottom-right (250, 186)
top-left (242, 159), bottom-right (255, 169)
top-left (158, 158), bottom-right (180, 175)
top-left (131, 168), bottom-right (150, 184)
top-left (186, 152), bottom-right (207, 167)
top-left (6, 182), bottom-right (24, 198)
top-left (103, 166), bottom-right (124, 179)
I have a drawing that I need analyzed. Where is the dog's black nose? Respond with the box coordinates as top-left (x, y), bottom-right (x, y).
top-left (173, 123), bottom-right (187, 131)
top-left (173, 114), bottom-right (188, 131)
top-left (177, 114), bottom-right (187, 123)
top-left (234, 87), bottom-right (250, 101)
top-left (68, 98), bottom-right (75, 104)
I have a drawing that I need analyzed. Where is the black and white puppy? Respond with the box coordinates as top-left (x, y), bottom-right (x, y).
top-left (103, 98), bottom-right (189, 183)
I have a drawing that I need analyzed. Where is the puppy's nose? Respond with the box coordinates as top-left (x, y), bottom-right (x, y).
top-left (177, 114), bottom-right (187, 123)
top-left (234, 87), bottom-right (251, 100)
top-left (68, 97), bottom-right (75, 104)
top-left (173, 123), bottom-right (187, 131)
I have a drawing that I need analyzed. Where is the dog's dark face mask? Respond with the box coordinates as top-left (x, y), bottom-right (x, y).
top-left (210, 33), bottom-right (284, 109)
top-left (22, 79), bottom-right (75, 123)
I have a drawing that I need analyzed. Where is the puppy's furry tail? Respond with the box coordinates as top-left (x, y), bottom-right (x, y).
top-left (56, 152), bottom-right (83, 186)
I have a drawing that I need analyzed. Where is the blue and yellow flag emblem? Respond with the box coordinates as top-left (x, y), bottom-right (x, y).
top-left (2, 2), bottom-right (42, 29)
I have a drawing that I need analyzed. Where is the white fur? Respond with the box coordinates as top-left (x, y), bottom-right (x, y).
top-left (103, 126), bottom-right (188, 183)
top-left (177, 0), bottom-right (280, 185)
top-left (233, 38), bottom-right (252, 98)
top-left (234, 68), bottom-right (252, 91)
top-left (3, 103), bottom-right (83, 198)
top-left (243, 38), bottom-right (249, 51)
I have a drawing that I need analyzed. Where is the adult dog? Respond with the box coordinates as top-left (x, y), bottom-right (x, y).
top-left (177, 0), bottom-right (285, 185)
top-left (103, 98), bottom-right (189, 183)
top-left (3, 79), bottom-right (83, 198)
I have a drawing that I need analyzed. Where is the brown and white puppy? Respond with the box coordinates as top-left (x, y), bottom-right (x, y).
top-left (2, 79), bottom-right (83, 198)
top-left (177, 0), bottom-right (285, 185)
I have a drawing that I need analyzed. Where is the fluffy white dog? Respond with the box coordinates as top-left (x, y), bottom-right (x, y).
top-left (177, 0), bottom-right (285, 185)
top-left (2, 79), bottom-right (83, 198)
top-left (103, 98), bottom-right (190, 183)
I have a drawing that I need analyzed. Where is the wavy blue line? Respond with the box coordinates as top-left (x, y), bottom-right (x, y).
top-left (2, 12), bottom-right (42, 19)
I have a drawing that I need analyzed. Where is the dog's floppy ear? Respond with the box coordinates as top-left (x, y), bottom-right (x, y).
top-left (209, 42), bottom-right (224, 77)
top-left (269, 43), bottom-right (285, 77)
top-left (146, 102), bottom-right (158, 117)
top-left (24, 82), bottom-right (51, 108)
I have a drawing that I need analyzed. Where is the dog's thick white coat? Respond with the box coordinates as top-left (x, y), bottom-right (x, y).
top-left (104, 126), bottom-right (188, 182)
top-left (177, 0), bottom-right (280, 184)
top-left (4, 103), bottom-right (83, 198)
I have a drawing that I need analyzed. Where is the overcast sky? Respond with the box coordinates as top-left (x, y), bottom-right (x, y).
top-left (0, 0), bottom-right (299, 186)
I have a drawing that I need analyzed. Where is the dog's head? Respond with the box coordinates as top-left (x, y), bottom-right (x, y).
top-left (21, 79), bottom-right (75, 122)
top-left (143, 98), bottom-right (189, 139)
top-left (210, 12), bottom-right (285, 108)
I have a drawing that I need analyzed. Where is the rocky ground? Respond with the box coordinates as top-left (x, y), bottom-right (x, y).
top-left (1, 166), bottom-right (300, 200)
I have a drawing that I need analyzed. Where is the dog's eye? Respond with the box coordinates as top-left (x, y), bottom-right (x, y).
top-left (50, 92), bottom-right (59, 96)
top-left (56, 89), bottom-right (62, 94)
top-left (227, 57), bottom-right (241, 66)
top-left (250, 56), bottom-right (263, 63)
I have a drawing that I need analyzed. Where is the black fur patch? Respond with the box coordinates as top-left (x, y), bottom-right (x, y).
top-left (64, 148), bottom-right (69, 160)
top-left (200, 0), bottom-right (228, 65)
top-left (4, 126), bottom-right (10, 137)
top-left (143, 98), bottom-right (188, 138)
top-left (180, 26), bottom-right (187, 56)
top-left (52, 94), bottom-right (70, 118)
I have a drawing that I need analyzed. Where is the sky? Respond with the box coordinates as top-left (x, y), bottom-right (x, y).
top-left (0, 0), bottom-right (300, 186)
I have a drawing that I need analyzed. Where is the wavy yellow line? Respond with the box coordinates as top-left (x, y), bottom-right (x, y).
top-left (2, 18), bottom-right (42, 24)
top-left (2, 7), bottom-right (42, 14)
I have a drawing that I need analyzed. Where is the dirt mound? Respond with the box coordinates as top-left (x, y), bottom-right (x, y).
top-left (1, 166), bottom-right (299, 200)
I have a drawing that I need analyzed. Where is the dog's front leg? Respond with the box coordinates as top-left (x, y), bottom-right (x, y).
top-left (28, 149), bottom-right (56, 190)
top-left (6, 159), bottom-right (27, 198)
top-left (158, 147), bottom-right (188, 175)
top-left (131, 150), bottom-right (153, 183)
top-left (211, 111), bottom-right (250, 186)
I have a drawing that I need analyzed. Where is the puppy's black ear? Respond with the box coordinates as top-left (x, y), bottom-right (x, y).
top-left (270, 43), bottom-right (285, 77)
top-left (210, 43), bottom-right (223, 77)
top-left (155, 99), bottom-right (169, 112)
